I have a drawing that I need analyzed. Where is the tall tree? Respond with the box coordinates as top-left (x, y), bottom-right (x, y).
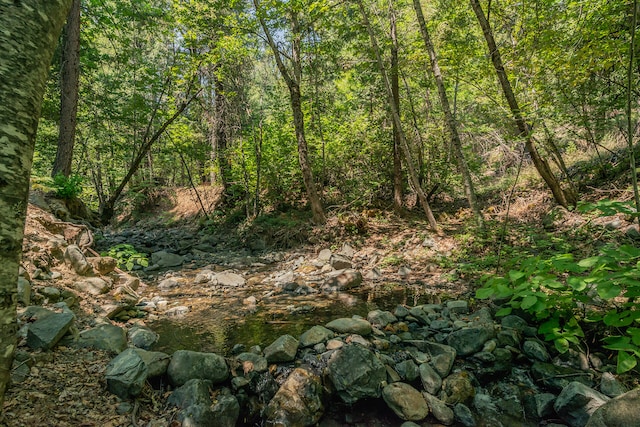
top-left (253, 0), bottom-right (326, 224)
top-left (389, 5), bottom-right (404, 212)
top-left (356, 0), bottom-right (438, 230)
top-left (413, 0), bottom-right (484, 227)
top-left (52, 0), bottom-right (81, 178)
top-left (0, 0), bottom-right (72, 408)
top-left (470, 0), bottom-right (576, 209)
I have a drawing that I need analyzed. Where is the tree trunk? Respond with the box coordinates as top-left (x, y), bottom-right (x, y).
top-left (253, 0), bottom-right (326, 224)
top-left (356, 0), bottom-right (438, 230)
top-left (390, 7), bottom-right (404, 213)
top-left (470, 0), bottom-right (576, 208)
top-left (0, 0), bottom-right (72, 408)
top-left (52, 0), bottom-right (81, 178)
top-left (212, 74), bottom-right (234, 200)
top-left (414, 0), bottom-right (484, 227)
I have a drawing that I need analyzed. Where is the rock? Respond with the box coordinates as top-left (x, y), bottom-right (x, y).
top-left (326, 339), bottom-right (343, 350)
top-left (330, 254), bottom-right (352, 270)
top-left (168, 379), bottom-right (212, 408)
top-left (90, 256), bottom-right (118, 275)
top-left (264, 334), bottom-right (299, 363)
top-left (323, 269), bottom-right (363, 291)
top-left (168, 350), bottom-right (229, 386)
top-left (406, 341), bottom-right (456, 378)
top-left (211, 388), bottom-right (240, 427)
top-left (157, 278), bottom-right (180, 290)
top-left (26, 311), bottom-right (74, 350)
top-left (367, 310), bottom-right (398, 328)
top-left (40, 286), bottom-right (61, 302)
top-left (264, 367), bottom-right (324, 426)
top-left (419, 363), bottom-right (442, 395)
top-left (165, 305), bottom-right (189, 317)
top-left (523, 340), bottom-right (550, 362)
top-left (128, 326), bottom-right (159, 350)
top-left (532, 362), bottom-right (594, 392)
top-left (394, 305), bottom-right (410, 318)
top-left (176, 404), bottom-right (216, 427)
top-left (318, 249), bottom-right (332, 261)
top-left (446, 300), bottom-right (469, 314)
top-left (236, 352), bottom-right (268, 373)
top-left (133, 349), bottom-right (170, 377)
top-left (454, 403), bottom-right (477, 427)
top-left (327, 344), bottom-right (386, 404)
top-left (382, 382), bottom-right (429, 421)
top-left (17, 277), bottom-right (31, 305)
top-left (73, 277), bottom-right (111, 295)
top-left (446, 326), bottom-right (494, 357)
top-left (554, 381), bottom-right (610, 427)
top-left (75, 323), bottom-right (127, 353)
top-left (214, 271), bottom-right (246, 287)
top-left (586, 388), bottom-right (640, 427)
top-left (299, 325), bottom-right (334, 348)
top-left (325, 317), bottom-right (372, 336)
top-left (599, 372), bottom-right (628, 398)
top-left (64, 245), bottom-right (92, 275)
top-left (441, 371), bottom-right (476, 405)
top-left (527, 392), bottom-right (556, 419)
top-left (395, 360), bottom-right (420, 382)
top-left (105, 348), bottom-right (148, 399)
top-left (194, 270), bottom-right (214, 284)
top-left (423, 392), bottom-right (455, 425)
top-left (151, 250), bottom-right (184, 268)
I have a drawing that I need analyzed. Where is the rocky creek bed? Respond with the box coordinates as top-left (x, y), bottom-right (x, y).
top-left (7, 202), bottom-right (640, 426)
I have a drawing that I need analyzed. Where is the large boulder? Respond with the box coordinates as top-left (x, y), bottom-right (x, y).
top-left (72, 277), bottom-right (111, 296)
top-left (264, 368), bottom-right (324, 426)
top-left (151, 250), bottom-right (184, 268)
top-left (168, 350), bottom-right (229, 386)
top-left (325, 318), bottom-right (372, 336)
top-left (168, 379), bottom-right (212, 409)
top-left (554, 381), bottom-right (610, 427)
top-left (76, 323), bottom-right (127, 354)
top-left (586, 388), bottom-right (640, 427)
top-left (382, 382), bottom-right (429, 421)
top-left (446, 326), bottom-right (494, 357)
top-left (322, 269), bottom-right (362, 291)
top-left (64, 245), bottom-right (92, 275)
top-left (213, 271), bottom-right (246, 287)
top-left (133, 349), bottom-right (170, 378)
top-left (105, 348), bottom-right (148, 399)
top-left (299, 325), bottom-right (334, 348)
top-left (326, 344), bottom-right (386, 404)
top-left (264, 334), bottom-right (299, 363)
top-left (26, 311), bottom-right (74, 350)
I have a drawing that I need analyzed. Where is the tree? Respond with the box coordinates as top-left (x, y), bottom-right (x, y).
top-left (0, 0), bottom-right (73, 408)
top-left (389, 5), bottom-right (404, 212)
top-left (52, 0), bottom-right (81, 178)
top-left (253, 0), bottom-right (326, 224)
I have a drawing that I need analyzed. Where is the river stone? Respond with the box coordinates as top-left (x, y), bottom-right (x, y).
top-left (441, 371), bottom-right (476, 405)
top-left (318, 249), bottom-right (332, 261)
top-left (446, 300), bottom-right (469, 314)
top-left (554, 381), bottom-right (610, 427)
top-left (64, 244), bottom-right (92, 275)
top-left (523, 340), bottom-right (550, 362)
top-left (211, 389), bottom-right (240, 427)
top-left (264, 334), bottom-right (299, 363)
top-left (90, 256), bottom-right (118, 275)
top-left (532, 362), bottom-right (594, 391)
top-left (26, 311), bottom-right (74, 350)
top-left (367, 310), bottom-right (398, 328)
top-left (236, 352), bottom-right (268, 373)
top-left (77, 323), bottom-right (127, 354)
top-left (330, 254), bottom-right (352, 270)
top-left (423, 392), bottom-right (455, 425)
top-left (264, 367), bottom-right (324, 426)
top-left (128, 325), bottom-right (158, 350)
top-left (586, 388), bottom-right (640, 427)
top-left (326, 317), bottom-right (372, 336)
top-left (40, 286), bottom-right (61, 302)
top-left (526, 392), bottom-right (556, 419)
top-left (73, 277), bottom-right (110, 295)
top-left (177, 404), bottom-right (216, 427)
top-left (133, 349), bottom-right (170, 377)
top-left (395, 359), bottom-right (420, 382)
top-left (299, 325), bottom-right (334, 348)
top-left (406, 341), bottom-right (457, 378)
top-left (599, 372), bottom-right (628, 398)
top-left (454, 403), bottom-right (477, 427)
top-left (419, 362), bottom-right (442, 395)
top-left (168, 350), bottom-right (229, 386)
top-left (151, 250), bottom-right (184, 268)
top-left (168, 379), bottom-right (212, 409)
top-left (214, 271), bottom-right (246, 287)
top-left (327, 344), bottom-right (386, 404)
top-left (382, 382), bottom-right (429, 421)
top-left (323, 269), bottom-right (363, 291)
top-left (17, 277), bottom-right (31, 305)
top-left (105, 348), bottom-right (148, 399)
top-left (446, 326), bottom-right (494, 356)
top-left (394, 305), bottom-right (410, 318)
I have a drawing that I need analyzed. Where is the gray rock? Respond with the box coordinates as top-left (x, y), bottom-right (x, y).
top-left (26, 311), bottom-right (74, 350)
top-left (382, 382), bottom-right (429, 421)
top-left (128, 326), bottom-right (158, 350)
top-left (472, 393), bottom-right (499, 418)
top-left (327, 344), bottom-right (386, 404)
top-left (395, 359), bottom-right (420, 382)
top-left (528, 392), bottom-right (556, 419)
top-left (586, 388), bottom-right (640, 427)
top-left (133, 349), bottom-right (170, 377)
top-left (236, 352), bottom-right (268, 373)
top-left (299, 325), bottom-right (334, 348)
top-left (168, 350), bottom-right (229, 386)
top-left (165, 305), bottom-right (189, 317)
top-left (17, 277), bottom-right (31, 305)
top-left (423, 392), bottom-right (455, 425)
top-left (419, 362), bottom-right (442, 395)
top-left (64, 245), bottom-right (92, 275)
top-left (446, 326), bottom-right (494, 356)
top-left (323, 269), bottom-right (363, 291)
top-left (599, 372), bottom-right (628, 398)
top-left (77, 323), bottom-right (127, 354)
top-left (40, 286), bottom-right (61, 302)
top-left (214, 271), bottom-right (246, 287)
top-left (105, 348), bottom-right (148, 399)
top-left (330, 254), bottom-right (353, 270)
top-left (446, 300), bottom-right (469, 314)
top-left (318, 249), bottom-right (332, 261)
top-left (441, 371), bottom-right (476, 405)
top-left (90, 256), bottom-right (118, 275)
top-left (554, 381), bottom-right (610, 427)
top-left (532, 362), bottom-right (594, 392)
top-left (394, 305), bottom-right (410, 318)
top-left (168, 379), bottom-right (212, 408)
top-left (211, 389), bottom-right (240, 427)
top-left (367, 310), bottom-right (398, 328)
top-left (523, 340), bottom-right (550, 362)
top-left (405, 341), bottom-right (456, 378)
top-left (264, 367), bottom-right (324, 426)
top-left (501, 314), bottom-right (536, 337)
top-left (177, 403), bottom-right (216, 427)
top-left (151, 250), bottom-right (184, 268)
top-left (158, 278), bottom-right (180, 290)
top-left (454, 403), bottom-right (477, 427)
top-left (325, 317), bottom-right (372, 336)
top-left (264, 334), bottom-right (299, 363)
top-left (73, 277), bottom-right (111, 295)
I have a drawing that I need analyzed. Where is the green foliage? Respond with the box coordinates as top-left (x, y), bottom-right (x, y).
top-left (102, 244), bottom-right (149, 271)
top-left (52, 173), bottom-right (83, 199)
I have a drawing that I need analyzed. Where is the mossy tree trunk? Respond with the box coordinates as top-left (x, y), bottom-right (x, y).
top-left (0, 0), bottom-right (72, 408)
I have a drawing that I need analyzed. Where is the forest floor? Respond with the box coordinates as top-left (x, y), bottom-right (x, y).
top-left (3, 177), bottom-right (638, 426)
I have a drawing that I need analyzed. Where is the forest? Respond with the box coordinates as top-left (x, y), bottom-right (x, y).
top-left (2, 0), bottom-right (640, 426)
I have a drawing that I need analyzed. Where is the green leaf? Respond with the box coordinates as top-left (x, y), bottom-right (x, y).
top-left (554, 337), bottom-right (570, 353)
top-left (617, 351), bottom-right (638, 374)
top-left (476, 287), bottom-right (494, 299)
top-left (126, 261), bottom-right (134, 271)
top-left (508, 270), bottom-right (527, 283)
top-left (597, 282), bottom-right (622, 299)
top-left (521, 295), bottom-right (538, 310)
top-left (495, 307), bottom-right (512, 317)
top-left (578, 256), bottom-right (602, 268)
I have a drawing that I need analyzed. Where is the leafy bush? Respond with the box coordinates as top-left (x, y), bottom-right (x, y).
top-left (102, 244), bottom-right (148, 271)
top-left (53, 173), bottom-right (83, 199)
